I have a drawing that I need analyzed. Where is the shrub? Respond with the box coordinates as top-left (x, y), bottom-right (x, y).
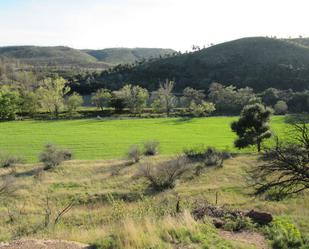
top-left (0, 152), bottom-right (25, 168)
top-left (265, 217), bottom-right (304, 249)
top-left (223, 216), bottom-right (255, 232)
top-left (138, 157), bottom-right (191, 191)
top-left (39, 144), bottom-right (72, 170)
top-left (143, 140), bottom-right (160, 156)
top-left (184, 146), bottom-right (231, 167)
top-left (127, 145), bottom-right (141, 163)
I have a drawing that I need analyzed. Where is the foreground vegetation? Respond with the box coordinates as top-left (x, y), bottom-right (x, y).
top-left (0, 116), bottom-right (289, 162)
top-left (0, 154), bottom-right (307, 248)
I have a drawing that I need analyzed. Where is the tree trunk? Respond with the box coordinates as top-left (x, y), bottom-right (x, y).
top-left (257, 141), bottom-right (261, 152)
top-left (54, 105), bottom-right (59, 118)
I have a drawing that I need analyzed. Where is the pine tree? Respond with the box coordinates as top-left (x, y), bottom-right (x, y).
top-left (231, 103), bottom-right (272, 152)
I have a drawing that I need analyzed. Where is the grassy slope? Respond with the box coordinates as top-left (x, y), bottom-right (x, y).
top-left (0, 155), bottom-right (307, 247)
top-left (84, 48), bottom-right (175, 65)
top-left (0, 116), bottom-right (289, 162)
top-left (0, 46), bottom-right (174, 68)
top-left (0, 46), bottom-right (97, 65)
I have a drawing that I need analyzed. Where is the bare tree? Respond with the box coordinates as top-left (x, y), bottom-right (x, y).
top-left (251, 122), bottom-right (309, 198)
top-left (157, 80), bottom-right (177, 116)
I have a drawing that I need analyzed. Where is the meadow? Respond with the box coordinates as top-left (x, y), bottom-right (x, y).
top-left (0, 116), bottom-right (289, 162)
top-left (0, 155), bottom-right (307, 248)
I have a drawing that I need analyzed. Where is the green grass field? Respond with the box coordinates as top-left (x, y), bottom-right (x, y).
top-left (0, 116), bottom-right (290, 162)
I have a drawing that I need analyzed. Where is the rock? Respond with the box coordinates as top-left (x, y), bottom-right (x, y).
top-left (246, 210), bottom-right (273, 225)
top-left (213, 218), bottom-right (225, 228)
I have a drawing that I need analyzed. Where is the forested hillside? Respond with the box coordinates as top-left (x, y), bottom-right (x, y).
top-left (78, 37), bottom-right (309, 92)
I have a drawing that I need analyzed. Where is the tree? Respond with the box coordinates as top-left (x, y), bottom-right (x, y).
top-left (261, 88), bottom-right (279, 107)
top-left (182, 87), bottom-right (205, 107)
top-left (67, 93), bottom-right (83, 115)
top-left (156, 80), bottom-right (177, 116)
top-left (91, 89), bottom-right (112, 111)
top-left (38, 77), bottom-right (70, 118)
top-left (208, 82), bottom-right (255, 114)
top-left (110, 91), bottom-right (126, 112)
top-left (189, 101), bottom-right (216, 117)
top-left (0, 86), bottom-right (20, 120)
top-left (251, 123), bottom-right (309, 198)
top-left (274, 100), bottom-right (288, 115)
top-left (118, 84), bottom-right (149, 113)
top-left (231, 103), bottom-right (272, 152)
top-left (19, 90), bottom-right (40, 116)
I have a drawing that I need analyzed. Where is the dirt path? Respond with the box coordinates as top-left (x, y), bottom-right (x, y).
top-left (0, 239), bottom-right (92, 249)
top-left (219, 230), bottom-right (269, 249)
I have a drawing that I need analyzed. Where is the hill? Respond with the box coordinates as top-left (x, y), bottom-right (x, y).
top-left (0, 46), bottom-right (102, 67)
top-left (90, 37), bottom-right (309, 91)
top-left (0, 46), bottom-right (175, 69)
top-left (83, 47), bottom-right (176, 65)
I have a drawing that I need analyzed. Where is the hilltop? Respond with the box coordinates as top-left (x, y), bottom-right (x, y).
top-left (89, 37), bottom-right (309, 91)
top-left (0, 46), bottom-right (175, 69)
top-left (83, 47), bottom-right (175, 65)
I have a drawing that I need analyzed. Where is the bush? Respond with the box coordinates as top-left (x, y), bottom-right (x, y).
top-left (0, 152), bottom-right (25, 168)
top-left (265, 217), bottom-right (304, 249)
top-left (184, 146), bottom-right (231, 167)
top-left (138, 157), bottom-right (191, 191)
top-left (39, 144), bottom-right (72, 170)
top-left (223, 216), bottom-right (255, 232)
top-left (127, 145), bottom-right (141, 163)
top-left (143, 140), bottom-right (160, 156)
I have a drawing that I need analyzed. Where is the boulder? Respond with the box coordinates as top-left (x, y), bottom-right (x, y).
top-left (246, 210), bottom-right (273, 225)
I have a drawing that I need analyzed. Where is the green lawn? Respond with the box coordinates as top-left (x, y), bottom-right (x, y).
top-left (0, 116), bottom-right (290, 162)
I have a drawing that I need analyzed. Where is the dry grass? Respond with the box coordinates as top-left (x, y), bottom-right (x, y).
top-left (0, 155), bottom-right (308, 248)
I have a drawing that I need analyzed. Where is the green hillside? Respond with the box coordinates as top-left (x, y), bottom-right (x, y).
top-left (90, 37), bottom-right (309, 91)
top-left (83, 47), bottom-right (175, 65)
top-left (0, 46), bottom-right (100, 66)
top-left (0, 46), bottom-right (175, 69)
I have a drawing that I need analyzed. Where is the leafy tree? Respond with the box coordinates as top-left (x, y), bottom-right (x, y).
top-left (38, 77), bottom-right (70, 118)
top-left (19, 90), bottom-right (40, 116)
top-left (0, 86), bottom-right (20, 120)
top-left (67, 93), bottom-right (83, 115)
top-left (110, 91), bottom-right (126, 112)
top-left (251, 123), bottom-right (309, 198)
top-left (118, 84), bottom-right (149, 113)
top-left (182, 87), bottom-right (205, 107)
top-left (208, 83), bottom-right (255, 114)
top-left (231, 103), bottom-right (272, 152)
top-left (261, 88), bottom-right (279, 106)
top-left (288, 91), bottom-right (309, 113)
top-left (274, 100), bottom-right (288, 115)
top-left (189, 101), bottom-right (216, 117)
top-left (155, 80), bottom-right (177, 116)
top-left (91, 88), bottom-right (112, 111)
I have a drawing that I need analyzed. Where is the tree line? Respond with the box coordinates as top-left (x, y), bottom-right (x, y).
top-left (0, 75), bottom-right (308, 120)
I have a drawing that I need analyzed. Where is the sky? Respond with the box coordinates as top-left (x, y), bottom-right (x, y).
top-left (0, 0), bottom-right (309, 51)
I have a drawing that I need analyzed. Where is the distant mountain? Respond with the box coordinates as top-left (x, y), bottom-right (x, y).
top-left (0, 46), bottom-right (175, 69)
top-left (83, 48), bottom-right (176, 65)
top-left (89, 37), bottom-right (309, 91)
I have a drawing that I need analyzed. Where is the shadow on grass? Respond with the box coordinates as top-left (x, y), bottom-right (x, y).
top-left (284, 114), bottom-right (309, 124)
top-left (160, 117), bottom-right (195, 125)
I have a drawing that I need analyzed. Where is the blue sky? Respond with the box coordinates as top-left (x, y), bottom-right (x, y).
top-left (1, 0), bottom-right (309, 51)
